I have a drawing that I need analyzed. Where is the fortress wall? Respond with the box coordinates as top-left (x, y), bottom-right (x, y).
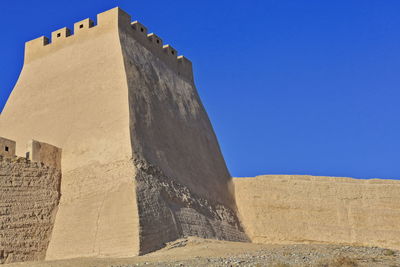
top-left (0, 156), bottom-right (61, 264)
top-left (0, 8), bottom-right (140, 260)
top-left (234, 175), bottom-right (400, 250)
top-left (0, 6), bottom-right (247, 260)
top-left (119, 11), bottom-right (248, 254)
top-left (2, 8), bottom-right (132, 168)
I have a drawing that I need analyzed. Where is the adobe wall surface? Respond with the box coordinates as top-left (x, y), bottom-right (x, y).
top-left (0, 7), bottom-right (247, 260)
top-left (0, 138), bottom-right (15, 158)
top-left (0, 8), bottom-right (139, 260)
top-left (27, 140), bottom-right (62, 170)
top-left (119, 12), bottom-right (248, 253)
top-left (234, 175), bottom-right (400, 250)
top-left (0, 156), bottom-right (61, 264)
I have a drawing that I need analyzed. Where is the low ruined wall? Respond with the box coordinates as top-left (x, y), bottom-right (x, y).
top-left (0, 156), bottom-right (61, 264)
top-left (234, 175), bottom-right (400, 250)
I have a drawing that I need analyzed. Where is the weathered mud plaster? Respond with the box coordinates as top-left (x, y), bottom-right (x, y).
top-left (234, 175), bottom-right (400, 250)
top-left (0, 7), bottom-right (247, 261)
top-left (134, 160), bottom-right (247, 254)
top-left (0, 156), bottom-right (61, 264)
top-left (119, 13), bottom-right (248, 253)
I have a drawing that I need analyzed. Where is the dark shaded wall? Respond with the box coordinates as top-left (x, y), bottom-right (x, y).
top-left (119, 11), bottom-right (248, 254)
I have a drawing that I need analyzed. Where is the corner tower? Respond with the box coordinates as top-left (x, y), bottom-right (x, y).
top-left (0, 7), bottom-right (247, 259)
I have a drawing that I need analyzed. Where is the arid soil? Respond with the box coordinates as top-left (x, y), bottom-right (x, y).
top-left (6, 237), bottom-right (400, 267)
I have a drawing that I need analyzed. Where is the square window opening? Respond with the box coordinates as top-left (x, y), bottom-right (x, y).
top-left (80, 24), bottom-right (84, 29)
top-left (5, 146), bottom-right (9, 152)
top-left (57, 33), bottom-right (61, 38)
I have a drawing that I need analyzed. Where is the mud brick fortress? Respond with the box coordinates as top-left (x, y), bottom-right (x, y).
top-left (0, 7), bottom-right (399, 264)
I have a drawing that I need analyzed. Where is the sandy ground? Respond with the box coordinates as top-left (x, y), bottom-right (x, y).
top-left (6, 237), bottom-right (400, 267)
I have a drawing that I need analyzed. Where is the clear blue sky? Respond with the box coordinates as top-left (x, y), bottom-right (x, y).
top-left (1, 1), bottom-right (399, 179)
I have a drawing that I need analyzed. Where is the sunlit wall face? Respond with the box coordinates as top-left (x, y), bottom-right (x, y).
top-left (1, 0), bottom-right (399, 179)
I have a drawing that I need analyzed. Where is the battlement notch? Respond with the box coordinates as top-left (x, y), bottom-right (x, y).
top-left (0, 137), bottom-right (16, 157)
top-left (27, 140), bottom-right (62, 170)
top-left (51, 27), bottom-right (72, 43)
top-left (74, 18), bottom-right (95, 34)
top-left (147, 33), bottom-right (163, 47)
top-left (97, 7), bottom-right (131, 28)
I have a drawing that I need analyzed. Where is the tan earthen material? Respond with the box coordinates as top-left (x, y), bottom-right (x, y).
top-left (0, 156), bottom-right (61, 264)
top-left (234, 175), bottom-right (400, 250)
top-left (0, 137), bottom-right (16, 157)
top-left (27, 140), bottom-right (62, 170)
top-left (0, 7), bottom-right (247, 261)
top-left (3, 6), bottom-right (397, 265)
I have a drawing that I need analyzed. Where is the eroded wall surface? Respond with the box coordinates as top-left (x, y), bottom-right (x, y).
top-left (0, 6), bottom-right (247, 260)
top-left (0, 156), bottom-right (61, 264)
top-left (234, 175), bottom-right (400, 250)
top-left (119, 16), bottom-right (248, 253)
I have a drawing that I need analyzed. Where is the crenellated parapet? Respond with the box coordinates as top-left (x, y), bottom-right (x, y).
top-left (0, 137), bottom-right (61, 169)
top-left (24, 7), bottom-right (193, 82)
